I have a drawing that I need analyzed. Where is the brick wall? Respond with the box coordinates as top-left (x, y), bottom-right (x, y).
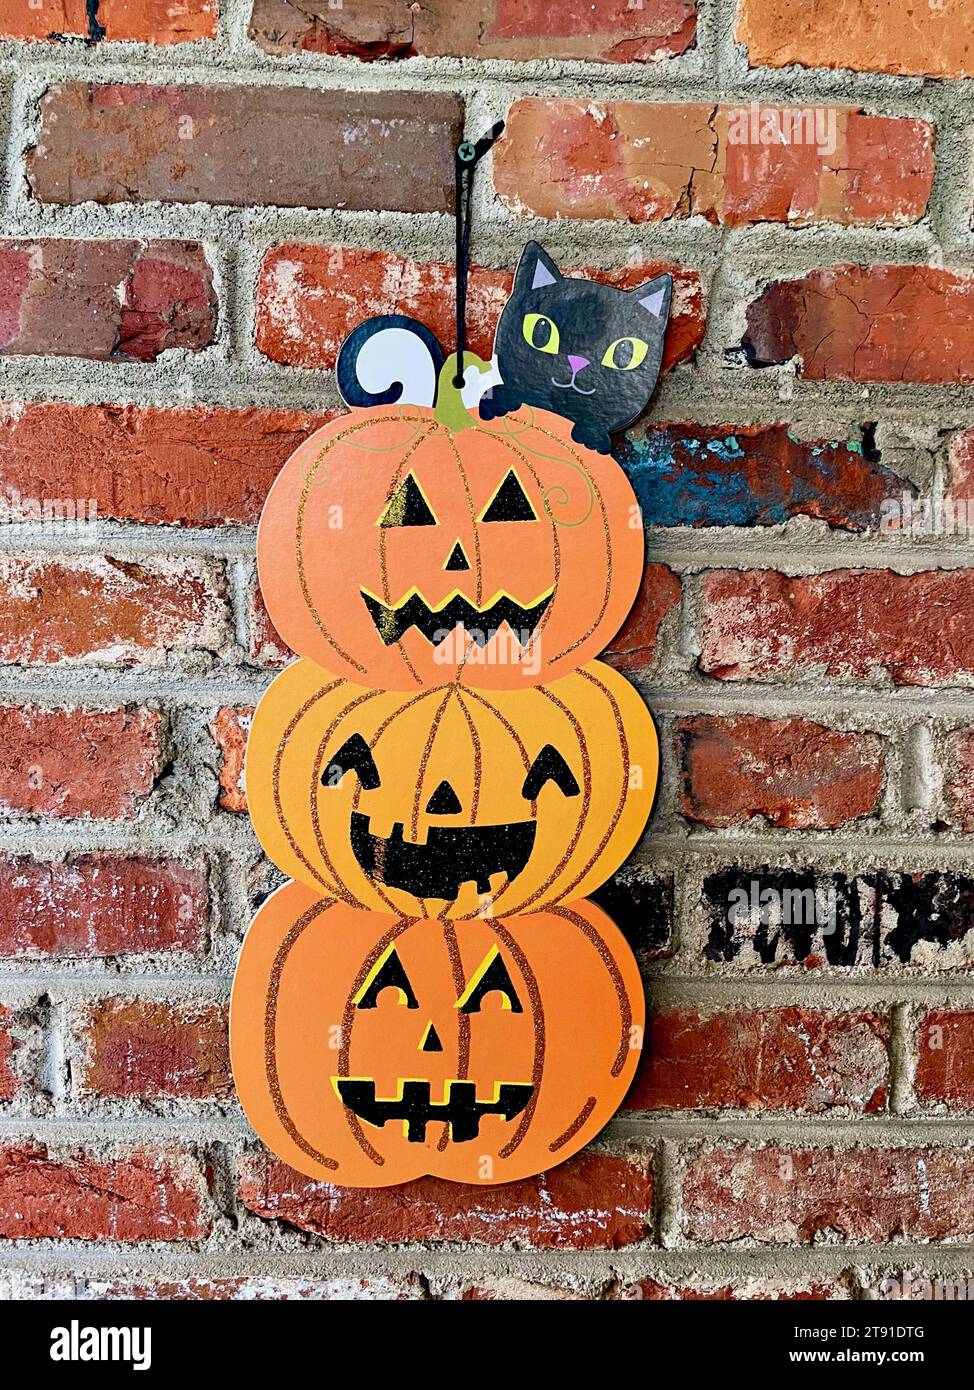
top-left (1, 0), bottom-right (973, 1302)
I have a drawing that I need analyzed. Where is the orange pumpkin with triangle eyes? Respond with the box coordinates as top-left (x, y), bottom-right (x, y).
top-left (256, 404), bottom-right (643, 691)
top-left (230, 880), bottom-right (644, 1185)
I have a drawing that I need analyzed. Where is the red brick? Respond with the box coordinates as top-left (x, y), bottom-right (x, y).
top-left (945, 730), bottom-right (974, 830)
top-left (676, 715), bottom-right (884, 828)
top-left (0, 705), bottom-right (160, 819)
top-left (744, 265), bottom-right (974, 384)
top-left (249, 0), bottom-right (696, 61)
top-left (737, 0), bottom-right (974, 79)
top-left (915, 1012), bottom-right (974, 1109)
top-left (76, 1000), bottom-right (230, 1101)
top-left (249, 586), bottom-right (291, 667)
top-left (0, 0), bottom-right (217, 42)
top-left (495, 100), bottom-right (932, 227)
top-left (239, 1149), bottom-right (652, 1248)
top-left (602, 564), bottom-right (680, 673)
top-left (0, 856), bottom-right (207, 958)
top-left (29, 85), bottom-right (463, 213)
top-left (617, 1277), bottom-right (848, 1300)
top-left (629, 1007), bottom-right (888, 1112)
top-left (700, 569), bottom-right (974, 687)
top-left (0, 557), bottom-right (227, 666)
top-left (0, 404), bottom-right (331, 527)
top-left (945, 432), bottom-right (974, 522)
top-left (211, 707), bottom-right (253, 814)
top-left (255, 244), bottom-right (704, 376)
top-left (684, 1145), bottom-right (974, 1243)
top-left (0, 240), bottom-right (215, 361)
top-left (0, 1145), bottom-right (208, 1240)
top-left (0, 1009), bottom-right (16, 1103)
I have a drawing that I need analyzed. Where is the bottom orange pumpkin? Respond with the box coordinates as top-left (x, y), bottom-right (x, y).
top-left (230, 880), bottom-right (644, 1186)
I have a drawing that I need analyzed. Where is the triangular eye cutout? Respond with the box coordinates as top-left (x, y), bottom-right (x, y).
top-left (522, 745), bottom-right (581, 801)
top-left (378, 472), bottom-right (437, 527)
top-left (478, 470), bottom-right (537, 523)
top-left (321, 733), bottom-right (381, 790)
top-left (355, 946), bottom-right (419, 1010)
top-left (456, 947), bottom-right (523, 1014)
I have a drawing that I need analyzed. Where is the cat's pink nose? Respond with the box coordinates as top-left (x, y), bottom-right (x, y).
top-left (567, 354), bottom-right (590, 373)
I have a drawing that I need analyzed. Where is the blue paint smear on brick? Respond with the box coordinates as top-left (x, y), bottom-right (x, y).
top-left (615, 428), bottom-right (903, 529)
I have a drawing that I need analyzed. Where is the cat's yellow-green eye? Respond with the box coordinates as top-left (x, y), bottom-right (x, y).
top-left (602, 336), bottom-right (649, 371)
top-left (522, 313), bottom-right (560, 355)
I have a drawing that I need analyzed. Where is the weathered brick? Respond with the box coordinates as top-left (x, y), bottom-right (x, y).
top-left (0, 404), bottom-right (331, 527)
top-left (495, 100), bottom-right (932, 226)
top-left (75, 1000), bottom-right (231, 1101)
top-left (945, 433), bottom-right (974, 535)
top-left (0, 240), bottom-right (215, 361)
top-left (620, 423), bottom-right (911, 530)
top-left (0, 557), bottom-right (227, 666)
top-left (602, 564), bottom-right (680, 673)
top-left (211, 707), bottom-right (253, 814)
top-left (737, 0), bottom-right (974, 79)
top-left (617, 1276), bottom-right (849, 1300)
top-left (944, 730), bottom-right (974, 831)
top-left (0, 1009), bottom-right (16, 1103)
top-left (743, 266), bottom-right (974, 384)
top-left (75, 1274), bottom-right (427, 1300)
top-left (0, 1145), bottom-right (209, 1240)
top-left (700, 867), bottom-right (974, 972)
top-left (591, 869), bottom-right (675, 968)
top-left (915, 1012), bottom-right (974, 1110)
top-left (0, 0), bottom-right (217, 42)
top-left (0, 705), bottom-right (160, 819)
top-left (249, 0), bottom-right (697, 62)
top-left (683, 1145), bottom-right (974, 1244)
top-left (677, 715), bottom-right (884, 829)
top-left (29, 85), bottom-right (463, 213)
top-left (700, 569), bottom-right (974, 687)
top-left (629, 1007), bottom-right (888, 1112)
top-left (0, 856), bottom-right (207, 958)
top-left (249, 586), bottom-right (291, 667)
top-left (255, 244), bottom-right (704, 375)
top-left (239, 1149), bottom-right (652, 1248)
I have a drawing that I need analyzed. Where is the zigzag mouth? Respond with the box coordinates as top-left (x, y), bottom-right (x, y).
top-left (360, 587), bottom-right (553, 649)
top-left (334, 1077), bottom-right (534, 1144)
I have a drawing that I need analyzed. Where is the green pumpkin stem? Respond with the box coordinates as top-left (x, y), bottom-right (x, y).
top-left (434, 353), bottom-right (492, 432)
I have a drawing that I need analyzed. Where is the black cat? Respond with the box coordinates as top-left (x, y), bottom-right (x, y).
top-left (335, 241), bottom-right (671, 455)
top-left (480, 243), bottom-right (671, 454)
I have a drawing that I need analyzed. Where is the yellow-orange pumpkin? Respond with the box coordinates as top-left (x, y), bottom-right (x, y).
top-left (256, 404), bottom-right (643, 690)
top-left (245, 655), bottom-right (658, 919)
top-left (230, 880), bottom-right (644, 1186)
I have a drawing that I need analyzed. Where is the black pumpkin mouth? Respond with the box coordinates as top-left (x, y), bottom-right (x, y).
top-left (334, 1077), bottom-right (534, 1144)
top-left (360, 587), bottom-right (553, 649)
top-left (350, 812), bottom-right (536, 899)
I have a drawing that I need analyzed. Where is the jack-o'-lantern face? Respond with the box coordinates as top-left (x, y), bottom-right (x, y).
top-left (229, 882), bottom-right (645, 1185)
top-left (256, 405), bottom-right (644, 690)
top-left (245, 656), bottom-right (658, 918)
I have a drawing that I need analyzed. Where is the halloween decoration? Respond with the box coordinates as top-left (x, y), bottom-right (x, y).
top-left (233, 125), bottom-right (664, 1190)
top-left (245, 655), bottom-right (657, 919)
top-left (479, 243), bottom-right (671, 455)
top-left (229, 879), bottom-right (644, 1186)
top-left (256, 402), bottom-right (644, 691)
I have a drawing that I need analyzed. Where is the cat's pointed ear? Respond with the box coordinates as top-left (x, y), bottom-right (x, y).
top-left (631, 273), bottom-right (672, 323)
top-left (514, 241), bottom-right (561, 292)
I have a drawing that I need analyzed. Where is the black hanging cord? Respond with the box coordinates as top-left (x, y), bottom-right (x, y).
top-left (454, 121), bottom-right (505, 389)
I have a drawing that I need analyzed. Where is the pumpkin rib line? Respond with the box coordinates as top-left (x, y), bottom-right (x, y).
top-left (550, 904), bottom-right (632, 1077)
top-left (272, 679), bottom-right (350, 901)
top-left (549, 1096), bottom-right (597, 1153)
top-left (265, 895), bottom-right (340, 1171)
top-left (485, 918), bottom-right (545, 1160)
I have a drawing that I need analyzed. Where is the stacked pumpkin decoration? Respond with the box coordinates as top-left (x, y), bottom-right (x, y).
top-left (231, 378), bottom-right (659, 1186)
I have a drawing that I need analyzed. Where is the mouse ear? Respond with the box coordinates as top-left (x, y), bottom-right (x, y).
top-left (514, 241), bottom-right (562, 292)
top-left (631, 273), bottom-right (672, 322)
